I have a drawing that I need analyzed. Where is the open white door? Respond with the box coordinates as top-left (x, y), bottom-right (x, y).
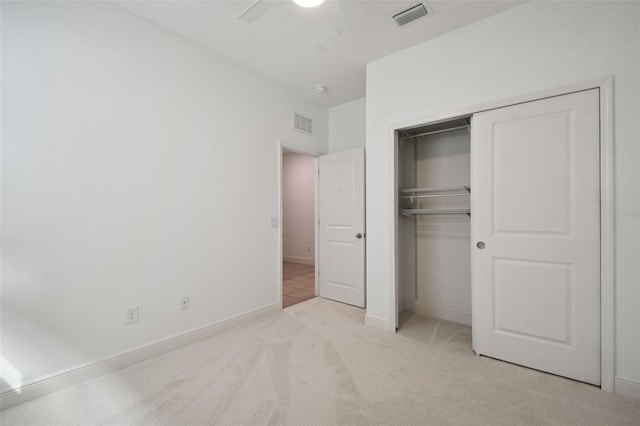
top-left (472, 89), bottom-right (601, 385)
top-left (319, 148), bottom-right (365, 308)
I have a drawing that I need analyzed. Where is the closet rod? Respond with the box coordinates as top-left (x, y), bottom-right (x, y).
top-left (400, 124), bottom-right (469, 141)
top-left (401, 193), bottom-right (469, 199)
top-left (401, 208), bottom-right (471, 216)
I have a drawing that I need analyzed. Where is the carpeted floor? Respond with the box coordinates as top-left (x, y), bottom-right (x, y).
top-left (1, 297), bottom-right (638, 425)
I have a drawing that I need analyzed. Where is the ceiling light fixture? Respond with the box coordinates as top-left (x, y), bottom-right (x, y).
top-left (293, 0), bottom-right (326, 8)
top-left (315, 84), bottom-right (328, 94)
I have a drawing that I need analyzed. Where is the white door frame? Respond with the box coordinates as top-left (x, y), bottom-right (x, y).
top-left (390, 76), bottom-right (614, 392)
top-left (277, 141), bottom-right (320, 307)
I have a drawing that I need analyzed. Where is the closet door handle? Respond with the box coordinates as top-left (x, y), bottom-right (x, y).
top-left (476, 241), bottom-right (485, 249)
top-left (356, 233), bottom-right (363, 239)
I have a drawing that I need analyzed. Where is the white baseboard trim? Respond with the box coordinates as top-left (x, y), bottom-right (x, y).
top-left (0, 302), bottom-right (281, 410)
top-left (283, 256), bottom-right (315, 266)
top-left (614, 376), bottom-right (640, 399)
top-left (407, 302), bottom-right (472, 326)
top-left (365, 313), bottom-right (395, 331)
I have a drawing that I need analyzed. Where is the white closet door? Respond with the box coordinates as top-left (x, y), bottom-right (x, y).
top-left (319, 148), bottom-right (365, 308)
top-left (471, 89), bottom-right (600, 385)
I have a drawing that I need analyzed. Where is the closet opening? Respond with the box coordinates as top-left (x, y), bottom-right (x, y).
top-left (392, 83), bottom-right (613, 390)
top-left (396, 116), bottom-right (473, 331)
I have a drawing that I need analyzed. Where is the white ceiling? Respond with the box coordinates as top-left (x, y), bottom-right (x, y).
top-left (116, 0), bottom-right (522, 108)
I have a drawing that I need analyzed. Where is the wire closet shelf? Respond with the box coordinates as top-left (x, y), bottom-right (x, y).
top-left (400, 185), bottom-right (471, 217)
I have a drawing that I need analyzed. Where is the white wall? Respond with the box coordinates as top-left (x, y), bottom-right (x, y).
top-left (1, 0), bottom-right (327, 386)
top-left (366, 1), bottom-right (640, 392)
top-left (328, 97), bottom-right (366, 153)
top-left (282, 152), bottom-right (316, 263)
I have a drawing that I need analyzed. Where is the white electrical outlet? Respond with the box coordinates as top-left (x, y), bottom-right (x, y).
top-left (180, 296), bottom-right (190, 310)
top-left (127, 306), bottom-right (139, 324)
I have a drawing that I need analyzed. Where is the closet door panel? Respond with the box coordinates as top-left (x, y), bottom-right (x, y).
top-left (492, 111), bottom-right (571, 234)
top-left (471, 89), bottom-right (600, 385)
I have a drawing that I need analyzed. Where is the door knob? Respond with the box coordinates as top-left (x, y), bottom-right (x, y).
top-left (476, 241), bottom-right (485, 249)
top-left (356, 233), bottom-right (363, 239)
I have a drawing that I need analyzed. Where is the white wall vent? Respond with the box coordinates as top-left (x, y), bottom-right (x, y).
top-left (393, 2), bottom-right (430, 26)
top-left (293, 113), bottom-right (313, 135)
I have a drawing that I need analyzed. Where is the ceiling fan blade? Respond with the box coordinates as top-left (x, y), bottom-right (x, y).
top-left (238, 0), bottom-right (273, 23)
top-left (324, 0), bottom-right (352, 35)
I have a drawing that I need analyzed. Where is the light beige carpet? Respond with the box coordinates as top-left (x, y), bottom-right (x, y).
top-left (1, 298), bottom-right (638, 425)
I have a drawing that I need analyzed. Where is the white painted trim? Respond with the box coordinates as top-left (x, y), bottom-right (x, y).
top-left (277, 142), bottom-right (284, 308)
top-left (406, 302), bottom-right (472, 326)
top-left (365, 313), bottom-right (395, 331)
top-left (0, 302), bottom-right (280, 410)
top-left (599, 77), bottom-right (615, 394)
top-left (614, 376), bottom-right (640, 400)
top-left (388, 76), bottom-right (615, 392)
top-left (283, 255), bottom-right (315, 265)
top-left (390, 130), bottom-right (400, 329)
top-left (314, 156), bottom-right (319, 297)
top-left (281, 143), bottom-right (322, 157)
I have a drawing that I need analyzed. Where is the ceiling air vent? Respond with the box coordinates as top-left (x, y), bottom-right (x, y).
top-left (293, 113), bottom-right (313, 135)
top-left (393, 2), bottom-right (429, 27)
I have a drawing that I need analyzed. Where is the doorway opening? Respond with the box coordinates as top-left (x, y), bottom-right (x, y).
top-left (281, 147), bottom-right (318, 308)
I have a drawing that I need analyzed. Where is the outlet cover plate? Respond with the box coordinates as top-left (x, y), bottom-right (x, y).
top-left (127, 306), bottom-right (139, 324)
top-left (180, 296), bottom-right (190, 310)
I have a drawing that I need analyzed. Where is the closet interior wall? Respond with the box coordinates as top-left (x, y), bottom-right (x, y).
top-left (398, 122), bottom-right (472, 326)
